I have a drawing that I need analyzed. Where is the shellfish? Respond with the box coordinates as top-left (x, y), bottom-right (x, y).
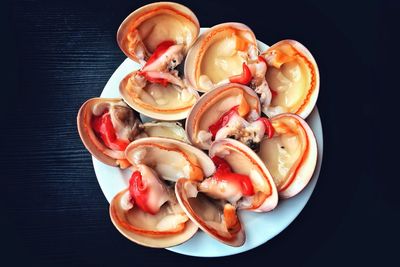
top-left (258, 113), bottom-right (317, 198)
top-left (109, 137), bottom-right (215, 247)
top-left (260, 40), bottom-right (319, 118)
top-left (77, 98), bottom-right (141, 168)
top-left (185, 23), bottom-right (260, 93)
top-left (186, 83), bottom-right (275, 151)
top-left (175, 138), bottom-right (278, 246)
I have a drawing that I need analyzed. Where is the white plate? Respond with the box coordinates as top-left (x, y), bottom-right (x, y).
top-left (93, 28), bottom-right (323, 257)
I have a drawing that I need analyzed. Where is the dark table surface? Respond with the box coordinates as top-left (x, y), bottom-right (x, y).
top-left (2, 0), bottom-right (398, 265)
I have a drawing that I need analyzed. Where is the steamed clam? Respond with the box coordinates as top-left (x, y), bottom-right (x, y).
top-left (77, 98), bottom-right (141, 168)
top-left (118, 2), bottom-right (200, 120)
top-left (119, 71), bottom-right (198, 121)
top-left (260, 40), bottom-right (319, 118)
top-left (185, 23), bottom-right (262, 93)
top-left (258, 113), bottom-right (317, 198)
top-left (186, 83), bottom-right (274, 151)
top-left (77, 98), bottom-right (190, 168)
top-left (117, 2), bottom-right (199, 66)
top-left (175, 138), bottom-right (278, 246)
top-left (109, 137), bottom-right (214, 247)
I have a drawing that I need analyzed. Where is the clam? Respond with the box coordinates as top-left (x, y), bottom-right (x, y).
top-left (258, 113), bottom-right (317, 198)
top-left (260, 40), bottom-right (319, 118)
top-left (109, 137), bottom-right (215, 247)
top-left (175, 138), bottom-right (278, 247)
top-left (186, 83), bottom-right (269, 150)
top-left (109, 172), bottom-right (198, 248)
top-left (185, 23), bottom-right (261, 92)
top-left (117, 2), bottom-right (199, 66)
top-left (119, 69), bottom-right (199, 121)
top-left (125, 137), bottom-right (215, 182)
top-left (77, 98), bottom-right (141, 168)
top-left (208, 139), bottom-right (278, 211)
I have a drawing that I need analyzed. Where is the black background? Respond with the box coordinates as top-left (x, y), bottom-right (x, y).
top-left (2, 0), bottom-right (398, 266)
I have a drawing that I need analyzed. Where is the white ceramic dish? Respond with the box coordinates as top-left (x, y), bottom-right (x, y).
top-left (93, 28), bottom-right (323, 257)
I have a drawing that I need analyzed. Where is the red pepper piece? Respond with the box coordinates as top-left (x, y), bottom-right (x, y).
top-left (208, 106), bottom-right (239, 138)
top-left (144, 40), bottom-right (175, 68)
top-left (229, 63), bottom-right (252, 85)
top-left (92, 111), bottom-right (129, 151)
top-left (212, 156), bottom-right (255, 196)
top-left (129, 171), bottom-right (155, 215)
top-left (137, 71), bottom-right (169, 87)
top-left (258, 55), bottom-right (268, 66)
top-left (211, 156), bottom-right (232, 174)
top-left (257, 117), bottom-right (275, 139)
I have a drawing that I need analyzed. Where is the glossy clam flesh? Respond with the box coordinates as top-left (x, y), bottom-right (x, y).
top-left (261, 40), bottom-right (319, 118)
top-left (140, 121), bottom-right (189, 143)
top-left (258, 113), bottom-right (317, 198)
top-left (185, 23), bottom-right (259, 92)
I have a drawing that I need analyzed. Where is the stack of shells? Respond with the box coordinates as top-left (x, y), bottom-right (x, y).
top-left (77, 2), bottom-right (320, 248)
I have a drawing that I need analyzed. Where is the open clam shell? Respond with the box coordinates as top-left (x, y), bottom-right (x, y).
top-left (258, 113), bottom-right (317, 198)
top-left (185, 23), bottom-right (257, 92)
top-left (120, 71), bottom-right (198, 121)
top-left (260, 40), bottom-right (319, 119)
top-left (125, 137), bottom-right (215, 182)
top-left (185, 83), bottom-right (261, 150)
top-left (175, 178), bottom-right (246, 247)
top-left (77, 98), bottom-right (140, 168)
top-left (209, 138), bottom-right (278, 211)
top-left (117, 2), bottom-right (200, 64)
top-left (110, 189), bottom-right (198, 248)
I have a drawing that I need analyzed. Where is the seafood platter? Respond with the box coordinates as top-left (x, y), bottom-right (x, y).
top-left (77, 2), bottom-right (323, 256)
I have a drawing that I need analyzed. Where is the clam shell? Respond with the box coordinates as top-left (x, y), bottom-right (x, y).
top-left (120, 71), bottom-right (198, 121)
top-left (110, 189), bottom-right (198, 248)
top-left (125, 137), bottom-right (215, 182)
top-left (185, 23), bottom-right (257, 92)
top-left (117, 2), bottom-right (199, 63)
top-left (77, 98), bottom-right (138, 168)
top-left (185, 83), bottom-right (261, 150)
top-left (260, 40), bottom-right (320, 119)
top-left (175, 178), bottom-right (246, 247)
top-left (258, 113), bottom-right (317, 198)
top-left (209, 138), bottom-right (278, 212)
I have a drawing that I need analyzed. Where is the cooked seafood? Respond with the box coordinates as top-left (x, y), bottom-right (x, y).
top-left (258, 113), bottom-right (317, 198)
top-left (77, 98), bottom-right (141, 168)
top-left (260, 40), bottom-right (319, 118)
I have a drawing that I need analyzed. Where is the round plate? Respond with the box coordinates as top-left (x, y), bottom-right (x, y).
top-left (93, 28), bottom-right (323, 257)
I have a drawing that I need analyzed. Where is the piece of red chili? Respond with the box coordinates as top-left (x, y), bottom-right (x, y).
top-left (137, 71), bottom-right (169, 87)
top-left (212, 156), bottom-right (255, 196)
top-left (129, 171), bottom-right (155, 215)
top-left (229, 63), bottom-right (252, 85)
top-left (92, 111), bottom-right (129, 151)
top-left (143, 40), bottom-right (175, 68)
top-left (208, 106), bottom-right (239, 138)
